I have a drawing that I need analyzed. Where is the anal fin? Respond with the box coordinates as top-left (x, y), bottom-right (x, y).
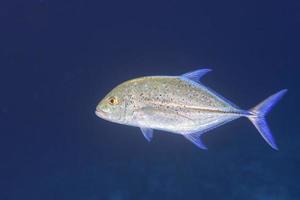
top-left (184, 132), bottom-right (207, 150)
top-left (140, 127), bottom-right (153, 142)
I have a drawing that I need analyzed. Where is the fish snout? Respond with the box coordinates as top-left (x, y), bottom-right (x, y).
top-left (95, 108), bottom-right (108, 118)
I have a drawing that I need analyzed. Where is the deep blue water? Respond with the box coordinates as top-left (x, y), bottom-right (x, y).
top-left (1, 1), bottom-right (300, 199)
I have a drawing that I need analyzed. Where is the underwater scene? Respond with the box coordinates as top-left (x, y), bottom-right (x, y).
top-left (1, 0), bottom-right (299, 199)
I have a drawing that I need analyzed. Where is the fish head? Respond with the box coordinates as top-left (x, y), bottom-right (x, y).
top-left (95, 83), bottom-right (129, 124)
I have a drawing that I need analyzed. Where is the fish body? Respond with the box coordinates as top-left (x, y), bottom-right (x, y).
top-left (95, 69), bottom-right (287, 150)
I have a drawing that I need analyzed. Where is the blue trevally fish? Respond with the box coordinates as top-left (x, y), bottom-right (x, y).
top-left (95, 69), bottom-right (287, 150)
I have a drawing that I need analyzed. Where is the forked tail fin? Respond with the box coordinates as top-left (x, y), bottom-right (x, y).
top-left (248, 89), bottom-right (288, 150)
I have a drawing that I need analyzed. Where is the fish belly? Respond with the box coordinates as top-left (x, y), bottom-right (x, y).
top-left (133, 106), bottom-right (241, 134)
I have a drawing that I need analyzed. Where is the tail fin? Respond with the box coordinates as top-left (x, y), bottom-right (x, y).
top-left (248, 89), bottom-right (288, 150)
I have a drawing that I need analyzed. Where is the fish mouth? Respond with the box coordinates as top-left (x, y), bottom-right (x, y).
top-left (95, 109), bottom-right (107, 118)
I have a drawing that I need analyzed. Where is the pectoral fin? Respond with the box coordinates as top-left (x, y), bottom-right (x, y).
top-left (134, 106), bottom-right (195, 127)
top-left (184, 132), bottom-right (207, 150)
top-left (140, 127), bottom-right (153, 142)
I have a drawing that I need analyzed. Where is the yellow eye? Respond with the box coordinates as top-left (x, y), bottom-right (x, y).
top-left (108, 96), bottom-right (119, 105)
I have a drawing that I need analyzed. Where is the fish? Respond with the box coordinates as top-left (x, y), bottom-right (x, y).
top-left (95, 69), bottom-right (287, 150)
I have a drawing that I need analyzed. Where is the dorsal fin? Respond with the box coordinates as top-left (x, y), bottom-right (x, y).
top-left (181, 69), bottom-right (212, 83)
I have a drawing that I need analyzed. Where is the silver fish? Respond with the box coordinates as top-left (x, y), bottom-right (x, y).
top-left (95, 69), bottom-right (287, 150)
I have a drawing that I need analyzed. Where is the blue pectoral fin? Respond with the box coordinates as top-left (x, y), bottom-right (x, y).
top-left (181, 68), bottom-right (212, 83)
top-left (140, 127), bottom-right (153, 142)
top-left (184, 133), bottom-right (208, 150)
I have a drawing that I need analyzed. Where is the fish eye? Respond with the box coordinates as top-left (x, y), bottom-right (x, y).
top-left (108, 96), bottom-right (119, 105)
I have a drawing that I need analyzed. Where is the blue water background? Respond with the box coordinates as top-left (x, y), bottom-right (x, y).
top-left (1, 1), bottom-right (299, 199)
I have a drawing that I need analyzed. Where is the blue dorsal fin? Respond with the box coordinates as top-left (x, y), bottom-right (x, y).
top-left (184, 132), bottom-right (208, 150)
top-left (181, 69), bottom-right (212, 83)
top-left (140, 127), bottom-right (153, 142)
